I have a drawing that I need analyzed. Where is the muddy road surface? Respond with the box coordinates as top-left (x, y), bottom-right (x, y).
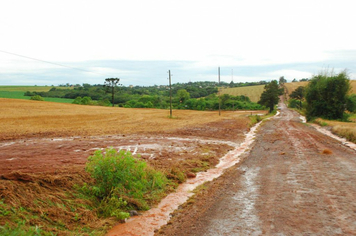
top-left (159, 103), bottom-right (356, 235)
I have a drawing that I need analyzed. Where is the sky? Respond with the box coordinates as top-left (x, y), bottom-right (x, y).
top-left (1, 0), bottom-right (356, 86)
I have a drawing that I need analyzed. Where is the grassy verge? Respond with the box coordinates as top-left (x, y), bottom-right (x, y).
top-left (248, 110), bottom-right (276, 127)
top-left (314, 118), bottom-right (356, 143)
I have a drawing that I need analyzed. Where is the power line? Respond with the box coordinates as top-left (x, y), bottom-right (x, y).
top-left (0, 49), bottom-right (108, 77)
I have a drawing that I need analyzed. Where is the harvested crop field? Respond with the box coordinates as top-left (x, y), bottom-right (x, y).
top-left (0, 98), bottom-right (259, 141)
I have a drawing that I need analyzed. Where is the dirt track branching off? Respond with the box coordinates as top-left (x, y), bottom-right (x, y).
top-left (0, 98), bottom-right (266, 234)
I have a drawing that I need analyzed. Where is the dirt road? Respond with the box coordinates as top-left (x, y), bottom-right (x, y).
top-left (158, 103), bottom-right (356, 235)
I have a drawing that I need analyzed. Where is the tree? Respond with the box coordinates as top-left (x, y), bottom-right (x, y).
top-left (177, 89), bottom-right (190, 103)
top-left (305, 70), bottom-right (350, 121)
top-left (279, 76), bottom-right (287, 84)
top-left (289, 86), bottom-right (305, 109)
top-left (219, 94), bottom-right (231, 109)
top-left (258, 80), bottom-right (283, 113)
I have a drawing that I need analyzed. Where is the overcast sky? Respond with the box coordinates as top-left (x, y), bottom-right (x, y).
top-left (1, 0), bottom-right (356, 86)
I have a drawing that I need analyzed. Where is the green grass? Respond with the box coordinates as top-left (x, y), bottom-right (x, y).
top-left (350, 113), bottom-right (356, 122)
top-left (0, 91), bottom-right (28, 99)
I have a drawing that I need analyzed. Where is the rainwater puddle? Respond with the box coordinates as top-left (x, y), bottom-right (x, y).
top-left (107, 120), bottom-right (265, 236)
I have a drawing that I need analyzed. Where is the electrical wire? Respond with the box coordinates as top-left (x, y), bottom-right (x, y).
top-left (0, 49), bottom-right (109, 77)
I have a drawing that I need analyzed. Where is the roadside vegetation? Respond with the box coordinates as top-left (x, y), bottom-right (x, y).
top-left (0, 147), bottom-right (199, 235)
top-left (285, 69), bottom-right (356, 143)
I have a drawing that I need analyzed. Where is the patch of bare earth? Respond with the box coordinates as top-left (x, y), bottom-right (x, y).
top-left (158, 102), bottom-right (356, 235)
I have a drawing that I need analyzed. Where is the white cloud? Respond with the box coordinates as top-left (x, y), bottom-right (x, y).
top-left (1, 0), bottom-right (356, 85)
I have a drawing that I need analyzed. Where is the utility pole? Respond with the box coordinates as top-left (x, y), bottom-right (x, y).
top-left (168, 70), bottom-right (173, 118)
top-left (104, 78), bottom-right (121, 107)
top-left (218, 67), bottom-right (221, 116)
top-left (232, 69), bottom-right (234, 83)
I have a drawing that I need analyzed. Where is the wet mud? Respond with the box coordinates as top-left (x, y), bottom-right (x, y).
top-left (159, 102), bottom-right (356, 235)
top-left (107, 115), bottom-right (264, 236)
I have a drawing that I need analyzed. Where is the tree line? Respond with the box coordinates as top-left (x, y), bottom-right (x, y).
top-left (25, 81), bottom-right (265, 111)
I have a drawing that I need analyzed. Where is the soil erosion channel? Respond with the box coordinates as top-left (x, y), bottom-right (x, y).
top-left (158, 103), bottom-right (356, 235)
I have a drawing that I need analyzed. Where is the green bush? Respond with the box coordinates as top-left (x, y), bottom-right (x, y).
top-left (72, 96), bottom-right (95, 105)
top-left (288, 99), bottom-right (299, 108)
top-left (84, 148), bottom-right (169, 219)
top-left (30, 95), bottom-right (44, 101)
top-left (305, 70), bottom-right (350, 121)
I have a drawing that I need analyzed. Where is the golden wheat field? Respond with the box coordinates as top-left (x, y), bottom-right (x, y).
top-left (284, 80), bottom-right (356, 95)
top-left (0, 98), bottom-right (261, 140)
top-left (219, 85), bottom-right (265, 103)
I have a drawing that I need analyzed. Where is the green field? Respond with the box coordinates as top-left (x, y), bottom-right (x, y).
top-left (0, 86), bottom-right (74, 103)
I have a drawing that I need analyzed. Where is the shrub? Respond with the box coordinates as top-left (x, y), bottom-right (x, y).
top-left (84, 148), bottom-right (169, 219)
top-left (288, 99), bottom-right (300, 108)
top-left (30, 95), bottom-right (44, 101)
top-left (72, 96), bottom-right (95, 105)
top-left (305, 70), bottom-right (350, 121)
top-left (98, 98), bottom-right (111, 106)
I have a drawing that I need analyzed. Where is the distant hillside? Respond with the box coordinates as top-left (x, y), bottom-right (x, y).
top-left (219, 85), bottom-right (265, 103)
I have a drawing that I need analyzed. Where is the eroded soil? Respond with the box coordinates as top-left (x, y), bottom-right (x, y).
top-left (0, 118), bottom-right (248, 177)
top-left (158, 102), bottom-right (356, 235)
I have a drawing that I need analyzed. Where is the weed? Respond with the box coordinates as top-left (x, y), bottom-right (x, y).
top-left (84, 148), bottom-right (170, 219)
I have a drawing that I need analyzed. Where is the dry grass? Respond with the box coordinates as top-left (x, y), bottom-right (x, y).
top-left (0, 98), bottom-right (261, 140)
top-left (219, 85), bottom-right (265, 103)
top-left (351, 80), bottom-right (356, 93)
top-left (316, 118), bottom-right (356, 143)
top-left (330, 122), bottom-right (356, 143)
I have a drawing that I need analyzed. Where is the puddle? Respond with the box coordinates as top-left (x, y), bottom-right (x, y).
top-left (107, 119), bottom-right (265, 236)
top-left (300, 115), bottom-right (306, 123)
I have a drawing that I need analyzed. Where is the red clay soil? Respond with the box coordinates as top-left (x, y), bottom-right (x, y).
top-left (158, 102), bottom-right (356, 235)
top-left (0, 118), bottom-right (248, 177)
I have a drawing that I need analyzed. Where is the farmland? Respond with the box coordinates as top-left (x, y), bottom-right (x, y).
top-left (0, 86), bottom-right (74, 103)
top-left (219, 85), bottom-right (265, 103)
top-left (0, 98), bottom-right (266, 234)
